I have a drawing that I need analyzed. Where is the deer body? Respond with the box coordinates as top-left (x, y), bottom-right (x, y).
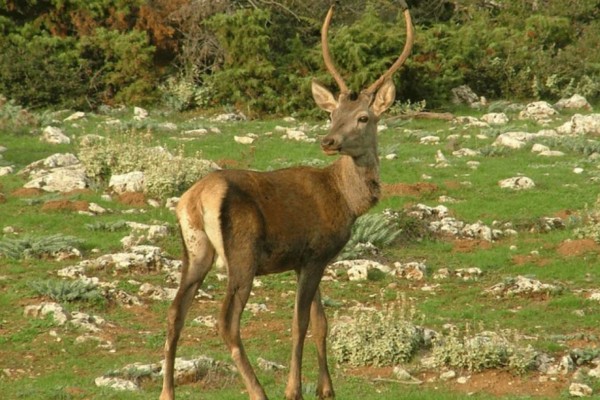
top-left (160, 3), bottom-right (413, 399)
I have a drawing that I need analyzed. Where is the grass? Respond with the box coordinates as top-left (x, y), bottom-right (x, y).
top-left (1, 104), bottom-right (600, 399)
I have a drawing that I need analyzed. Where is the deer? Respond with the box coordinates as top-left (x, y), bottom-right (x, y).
top-left (160, 2), bottom-right (414, 400)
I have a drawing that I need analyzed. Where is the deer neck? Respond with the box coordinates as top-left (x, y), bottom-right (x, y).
top-left (330, 152), bottom-right (380, 218)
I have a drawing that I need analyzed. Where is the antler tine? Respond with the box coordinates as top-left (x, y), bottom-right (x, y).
top-left (322, 5), bottom-right (350, 95)
top-left (363, 4), bottom-right (414, 95)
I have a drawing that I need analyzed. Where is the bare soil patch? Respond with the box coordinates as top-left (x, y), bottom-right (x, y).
top-left (556, 238), bottom-right (600, 257)
top-left (443, 370), bottom-right (567, 398)
top-left (511, 254), bottom-right (552, 267)
top-left (117, 192), bottom-right (147, 207)
top-left (41, 199), bottom-right (89, 212)
top-left (452, 239), bottom-right (492, 253)
top-left (382, 182), bottom-right (438, 198)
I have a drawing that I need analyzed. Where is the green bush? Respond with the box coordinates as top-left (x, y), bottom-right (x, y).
top-left (0, 234), bottom-right (82, 260)
top-left (0, 32), bottom-right (87, 109)
top-left (29, 279), bottom-right (104, 304)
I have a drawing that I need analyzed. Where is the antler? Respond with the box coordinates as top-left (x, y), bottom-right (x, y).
top-left (363, 1), bottom-right (414, 95)
top-left (321, 5), bottom-right (350, 95)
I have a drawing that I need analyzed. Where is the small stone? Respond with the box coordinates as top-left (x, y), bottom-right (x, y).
top-left (569, 382), bottom-right (593, 397)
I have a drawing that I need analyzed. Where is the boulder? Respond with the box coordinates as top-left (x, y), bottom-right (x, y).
top-left (557, 114), bottom-right (600, 135)
top-left (24, 165), bottom-right (88, 192)
top-left (498, 176), bottom-right (535, 190)
top-left (41, 126), bottom-right (70, 144)
top-left (64, 111), bottom-right (86, 122)
top-left (451, 85), bottom-right (480, 107)
top-left (109, 171), bottom-right (145, 194)
top-left (518, 101), bottom-right (557, 123)
top-left (554, 94), bottom-right (592, 111)
top-left (481, 112), bottom-right (509, 125)
top-left (133, 106), bottom-right (148, 120)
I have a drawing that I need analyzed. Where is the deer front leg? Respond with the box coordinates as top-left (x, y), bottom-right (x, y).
top-left (285, 270), bottom-right (323, 400)
top-left (311, 289), bottom-right (335, 399)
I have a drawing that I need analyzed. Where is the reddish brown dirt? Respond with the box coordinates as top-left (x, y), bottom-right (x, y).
top-left (556, 238), bottom-right (600, 257)
top-left (41, 199), bottom-right (89, 212)
top-left (441, 370), bottom-right (567, 398)
top-left (11, 187), bottom-right (44, 197)
top-left (452, 239), bottom-right (492, 253)
top-left (117, 192), bottom-right (147, 207)
top-left (382, 182), bottom-right (438, 198)
top-left (0, 192), bottom-right (5, 204)
top-left (511, 254), bottom-right (552, 267)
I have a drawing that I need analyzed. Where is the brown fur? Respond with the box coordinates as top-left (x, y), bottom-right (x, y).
top-left (160, 5), bottom-right (413, 400)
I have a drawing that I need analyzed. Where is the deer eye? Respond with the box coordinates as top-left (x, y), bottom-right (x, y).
top-left (358, 115), bottom-right (369, 123)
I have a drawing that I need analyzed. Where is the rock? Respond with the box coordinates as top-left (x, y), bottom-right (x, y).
top-left (282, 129), bottom-right (316, 143)
top-left (452, 148), bottom-right (480, 157)
top-left (531, 143), bottom-right (550, 153)
top-left (0, 166), bottom-right (13, 176)
top-left (133, 106), bottom-right (148, 120)
top-left (234, 135), bottom-right (255, 145)
top-left (64, 111), bottom-right (86, 122)
top-left (485, 275), bottom-right (560, 297)
top-left (19, 153), bottom-right (80, 177)
top-left (569, 382), bottom-right (593, 397)
top-left (554, 94), bottom-right (592, 111)
top-left (24, 302), bottom-right (70, 325)
top-left (24, 165), bottom-right (88, 192)
top-left (538, 150), bottom-right (565, 157)
top-left (109, 171), bottom-right (145, 194)
top-left (498, 176), bottom-right (535, 190)
top-left (330, 259), bottom-right (390, 281)
top-left (392, 261), bottom-right (427, 280)
top-left (440, 370), bottom-right (456, 381)
top-left (257, 358), bottom-right (286, 371)
top-left (138, 283), bottom-right (177, 301)
top-left (518, 101), bottom-right (557, 123)
top-left (192, 315), bottom-right (217, 328)
top-left (420, 135), bottom-right (440, 145)
top-left (435, 150), bottom-right (449, 167)
top-left (385, 153), bottom-right (398, 160)
top-left (70, 311), bottom-right (105, 332)
top-left (212, 112), bottom-right (246, 122)
top-left (557, 114), bottom-right (600, 135)
top-left (481, 112), bottom-right (509, 125)
top-left (184, 128), bottom-right (209, 136)
top-left (41, 126), bottom-right (70, 144)
top-left (494, 135), bottom-right (526, 149)
top-left (95, 377), bottom-right (139, 391)
top-left (451, 85), bottom-right (480, 107)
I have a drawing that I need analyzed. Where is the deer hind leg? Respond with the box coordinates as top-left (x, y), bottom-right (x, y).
top-left (160, 228), bottom-right (215, 400)
top-left (285, 268), bottom-right (325, 400)
top-left (219, 262), bottom-right (267, 400)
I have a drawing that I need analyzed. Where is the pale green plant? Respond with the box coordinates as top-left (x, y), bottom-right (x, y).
top-left (0, 234), bottom-right (82, 260)
top-left (573, 195), bottom-right (600, 243)
top-left (431, 324), bottom-right (538, 374)
top-left (338, 213), bottom-right (403, 260)
top-left (78, 133), bottom-right (214, 198)
top-left (29, 279), bottom-right (104, 304)
top-left (330, 295), bottom-right (423, 367)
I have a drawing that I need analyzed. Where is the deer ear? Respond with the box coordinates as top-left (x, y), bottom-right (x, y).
top-left (312, 80), bottom-right (338, 113)
top-left (371, 79), bottom-right (396, 116)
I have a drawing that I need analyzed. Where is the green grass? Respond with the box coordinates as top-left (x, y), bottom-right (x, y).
top-left (1, 106), bottom-right (600, 399)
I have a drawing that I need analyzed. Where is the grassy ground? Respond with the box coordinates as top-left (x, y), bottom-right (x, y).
top-left (1, 104), bottom-right (600, 399)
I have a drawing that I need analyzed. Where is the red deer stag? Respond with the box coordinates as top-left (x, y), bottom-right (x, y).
top-left (160, 2), bottom-right (414, 399)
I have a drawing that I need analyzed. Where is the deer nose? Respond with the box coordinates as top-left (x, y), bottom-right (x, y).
top-left (321, 136), bottom-right (337, 148)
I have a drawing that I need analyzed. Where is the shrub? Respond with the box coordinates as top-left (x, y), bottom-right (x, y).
top-left (330, 295), bottom-right (423, 367)
top-left (338, 213), bottom-right (403, 260)
top-left (431, 325), bottom-right (538, 374)
top-left (29, 279), bottom-right (104, 304)
top-left (78, 133), bottom-right (214, 198)
top-left (0, 234), bottom-right (82, 260)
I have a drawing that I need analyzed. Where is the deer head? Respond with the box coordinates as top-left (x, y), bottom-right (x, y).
top-left (312, 1), bottom-right (414, 164)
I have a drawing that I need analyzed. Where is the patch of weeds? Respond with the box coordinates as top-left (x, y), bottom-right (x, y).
top-left (330, 295), bottom-right (424, 367)
top-left (338, 213), bottom-right (403, 261)
top-left (29, 279), bottom-right (105, 305)
top-left (478, 145), bottom-right (510, 157)
top-left (573, 195), bottom-right (600, 242)
top-left (77, 132), bottom-right (214, 198)
top-left (85, 220), bottom-right (129, 232)
top-left (0, 234), bottom-right (82, 259)
top-left (431, 324), bottom-right (538, 374)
